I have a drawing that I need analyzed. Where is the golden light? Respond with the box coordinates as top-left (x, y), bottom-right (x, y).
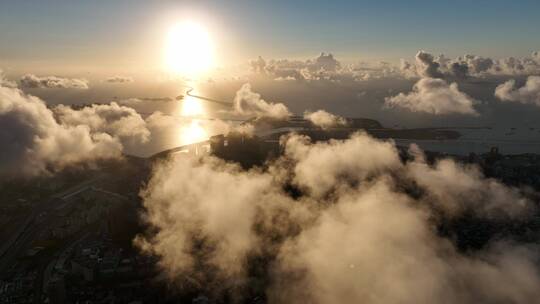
top-left (177, 90), bottom-right (208, 145)
top-left (181, 95), bottom-right (204, 117)
top-left (180, 120), bottom-right (208, 145)
top-left (165, 21), bottom-right (215, 75)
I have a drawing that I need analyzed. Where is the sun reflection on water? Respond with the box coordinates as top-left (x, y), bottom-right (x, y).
top-left (179, 90), bottom-right (208, 145)
top-left (181, 95), bottom-right (204, 117)
top-left (181, 120), bottom-right (208, 144)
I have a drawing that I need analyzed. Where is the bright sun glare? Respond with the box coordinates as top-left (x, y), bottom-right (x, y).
top-left (165, 21), bottom-right (214, 75)
top-left (181, 120), bottom-right (207, 144)
top-left (181, 95), bottom-right (204, 117)
top-left (179, 93), bottom-right (207, 145)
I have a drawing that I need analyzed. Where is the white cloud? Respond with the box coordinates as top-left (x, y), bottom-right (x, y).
top-left (303, 110), bottom-right (347, 129)
top-left (54, 102), bottom-right (151, 148)
top-left (20, 74), bottom-right (89, 89)
top-left (385, 77), bottom-right (479, 115)
top-left (136, 132), bottom-right (539, 303)
top-left (0, 70), bottom-right (17, 88)
top-left (399, 51), bottom-right (540, 79)
top-left (249, 56), bottom-right (267, 73)
top-left (0, 85), bottom-right (121, 176)
top-left (495, 76), bottom-right (540, 106)
top-left (251, 53), bottom-right (396, 82)
top-left (233, 83), bottom-right (291, 119)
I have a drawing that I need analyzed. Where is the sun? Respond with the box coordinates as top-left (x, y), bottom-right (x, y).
top-left (165, 21), bottom-right (215, 75)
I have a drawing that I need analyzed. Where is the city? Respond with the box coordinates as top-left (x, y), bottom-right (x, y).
top-left (2, 1), bottom-right (540, 303)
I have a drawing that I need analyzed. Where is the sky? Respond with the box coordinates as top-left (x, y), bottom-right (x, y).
top-left (2, 0), bottom-right (540, 72)
top-left (3, 3), bottom-right (540, 303)
top-left (1, 0), bottom-right (540, 159)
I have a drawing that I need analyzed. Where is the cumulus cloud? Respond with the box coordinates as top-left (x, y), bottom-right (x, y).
top-left (0, 85), bottom-right (121, 177)
top-left (105, 75), bottom-right (134, 83)
top-left (233, 83), bottom-right (291, 119)
top-left (54, 102), bottom-right (151, 148)
top-left (249, 56), bottom-right (267, 73)
top-left (20, 74), bottom-right (89, 89)
top-left (461, 55), bottom-right (494, 74)
top-left (0, 85), bottom-right (232, 176)
top-left (415, 51), bottom-right (444, 78)
top-left (450, 61), bottom-right (469, 78)
top-left (251, 53), bottom-right (392, 82)
top-left (136, 131), bottom-right (539, 303)
top-left (406, 145), bottom-right (531, 219)
top-left (0, 70), bottom-right (17, 88)
top-left (384, 77), bottom-right (479, 115)
top-left (309, 52), bottom-right (340, 72)
top-left (495, 76), bottom-right (540, 106)
top-left (399, 50), bottom-right (540, 79)
top-left (303, 110), bottom-right (347, 129)
top-left (533, 51), bottom-right (540, 64)
top-left (255, 50), bottom-right (540, 82)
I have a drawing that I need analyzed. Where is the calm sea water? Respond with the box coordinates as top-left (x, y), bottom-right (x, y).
top-left (393, 127), bottom-right (540, 155)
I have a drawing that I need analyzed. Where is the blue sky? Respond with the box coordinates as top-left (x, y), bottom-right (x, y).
top-left (1, 0), bottom-right (539, 70)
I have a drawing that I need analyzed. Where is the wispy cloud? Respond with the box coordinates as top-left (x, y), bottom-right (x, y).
top-left (105, 75), bottom-right (134, 83)
top-left (20, 74), bottom-right (89, 89)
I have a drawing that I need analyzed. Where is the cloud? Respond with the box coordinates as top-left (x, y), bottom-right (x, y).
top-left (233, 83), bottom-right (291, 119)
top-left (533, 51), bottom-right (540, 64)
top-left (0, 70), bottom-right (17, 88)
top-left (450, 61), bottom-right (469, 78)
top-left (495, 76), bottom-right (540, 106)
top-left (105, 75), bottom-right (134, 83)
top-left (400, 59), bottom-right (417, 79)
top-left (0, 85), bottom-right (234, 176)
top-left (399, 51), bottom-right (540, 79)
top-left (54, 102), bottom-right (151, 148)
top-left (283, 133), bottom-right (401, 198)
top-left (308, 52), bottom-right (340, 72)
top-left (384, 77), bottom-right (479, 115)
top-left (252, 53), bottom-right (393, 82)
top-left (405, 145), bottom-right (531, 219)
top-left (461, 55), bottom-right (494, 74)
top-left (136, 132), bottom-right (539, 303)
top-left (303, 110), bottom-right (347, 129)
top-left (0, 85), bottom-right (121, 177)
top-left (415, 51), bottom-right (444, 78)
top-left (254, 50), bottom-right (540, 82)
top-left (20, 74), bottom-right (89, 89)
top-left (249, 56), bottom-right (267, 73)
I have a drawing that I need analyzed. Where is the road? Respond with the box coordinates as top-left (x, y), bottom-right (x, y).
top-left (184, 87), bottom-right (233, 107)
top-left (0, 175), bottom-right (103, 274)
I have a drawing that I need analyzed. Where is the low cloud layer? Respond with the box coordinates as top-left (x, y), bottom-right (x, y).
top-left (233, 83), bottom-right (291, 119)
top-left (250, 53), bottom-right (399, 82)
top-left (136, 132), bottom-right (539, 303)
top-left (0, 85), bottom-right (121, 176)
top-left (495, 76), bottom-right (540, 107)
top-left (303, 110), bottom-right (347, 129)
top-left (0, 73), bottom-right (185, 176)
top-left (385, 77), bottom-right (478, 115)
top-left (0, 70), bottom-right (17, 88)
top-left (20, 74), bottom-right (89, 89)
top-left (400, 50), bottom-right (540, 79)
top-left (55, 102), bottom-right (150, 149)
